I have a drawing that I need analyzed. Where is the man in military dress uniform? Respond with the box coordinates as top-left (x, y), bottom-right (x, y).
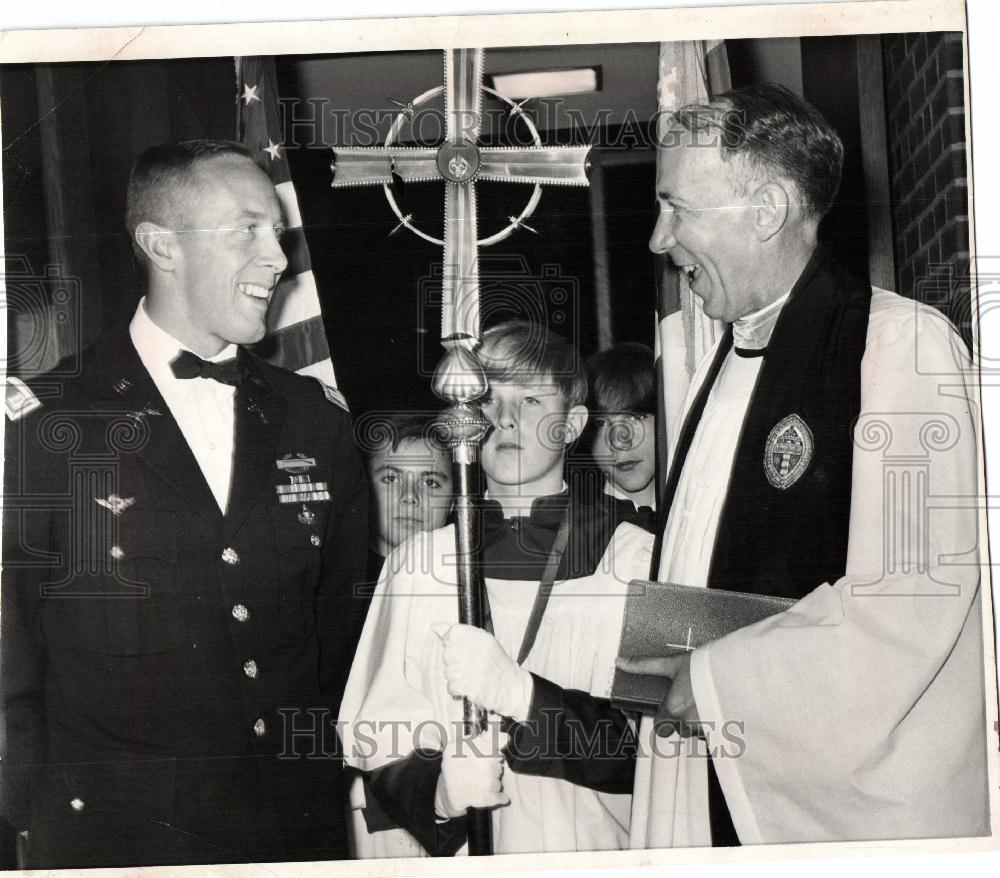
top-left (1, 140), bottom-right (369, 867)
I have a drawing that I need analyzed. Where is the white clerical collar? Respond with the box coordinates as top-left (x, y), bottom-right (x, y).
top-left (732, 290), bottom-right (791, 351)
top-left (130, 297), bottom-right (237, 385)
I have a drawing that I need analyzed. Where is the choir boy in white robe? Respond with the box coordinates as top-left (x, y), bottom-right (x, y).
top-left (619, 82), bottom-right (989, 847)
top-left (340, 321), bottom-right (653, 857)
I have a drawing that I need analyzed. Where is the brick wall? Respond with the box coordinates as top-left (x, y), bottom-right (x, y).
top-left (882, 32), bottom-right (969, 331)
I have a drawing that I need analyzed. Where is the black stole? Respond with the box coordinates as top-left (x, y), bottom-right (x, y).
top-left (651, 246), bottom-right (872, 600)
top-left (650, 247), bottom-right (871, 846)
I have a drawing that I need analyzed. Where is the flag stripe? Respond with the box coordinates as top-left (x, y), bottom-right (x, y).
top-left (237, 55), bottom-right (343, 400)
top-left (256, 314), bottom-right (331, 374)
top-left (274, 180), bottom-right (304, 228)
top-left (280, 225), bottom-right (312, 279)
top-left (267, 270), bottom-right (324, 332)
top-left (655, 40), bottom-right (731, 480)
top-left (295, 357), bottom-right (338, 384)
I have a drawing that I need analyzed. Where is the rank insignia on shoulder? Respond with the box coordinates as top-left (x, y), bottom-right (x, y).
top-left (764, 413), bottom-right (814, 490)
top-left (5, 377), bottom-right (42, 421)
top-left (317, 380), bottom-right (348, 412)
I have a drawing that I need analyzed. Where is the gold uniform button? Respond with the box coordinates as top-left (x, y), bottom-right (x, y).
top-left (243, 659), bottom-right (258, 679)
top-left (110, 545), bottom-right (125, 560)
top-left (70, 798), bottom-right (85, 812)
top-left (253, 718), bottom-right (266, 737)
top-left (232, 604), bottom-right (250, 623)
top-left (310, 534), bottom-right (321, 547)
top-left (221, 547), bottom-right (240, 565)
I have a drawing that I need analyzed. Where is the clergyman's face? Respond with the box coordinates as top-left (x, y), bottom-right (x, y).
top-left (648, 130), bottom-right (757, 323)
top-left (369, 437), bottom-right (453, 553)
top-left (171, 155), bottom-right (288, 354)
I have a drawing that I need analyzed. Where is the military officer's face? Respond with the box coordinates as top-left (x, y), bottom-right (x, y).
top-left (369, 437), bottom-right (453, 554)
top-left (649, 126), bottom-right (759, 323)
top-left (171, 155), bottom-right (288, 355)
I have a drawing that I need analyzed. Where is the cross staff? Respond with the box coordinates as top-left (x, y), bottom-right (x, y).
top-left (331, 47), bottom-right (592, 343)
top-left (332, 48), bottom-right (591, 855)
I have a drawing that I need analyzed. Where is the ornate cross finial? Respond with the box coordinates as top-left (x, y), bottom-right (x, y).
top-left (331, 48), bottom-right (591, 346)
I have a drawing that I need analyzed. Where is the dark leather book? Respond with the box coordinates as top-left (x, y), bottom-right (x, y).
top-left (611, 580), bottom-right (795, 714)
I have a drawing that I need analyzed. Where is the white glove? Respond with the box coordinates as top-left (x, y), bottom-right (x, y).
top-left (434, 623), bottom-right (534, 721)
top-left (434, 729), bottom-right (510, 819)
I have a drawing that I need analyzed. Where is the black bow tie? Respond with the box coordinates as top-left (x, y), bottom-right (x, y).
top-left (169, 350), bottom-right (248, 387)
top-left (609, 496), bottom-right (656, 532)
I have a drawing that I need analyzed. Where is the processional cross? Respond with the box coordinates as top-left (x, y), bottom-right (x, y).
top-left (331, 49), bottom-right (591, 855)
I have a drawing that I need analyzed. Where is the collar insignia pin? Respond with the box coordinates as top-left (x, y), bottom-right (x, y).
top-left (247, 399), bottom-right (268, 424)
top-left (764, 414), bottom-right (814, 490)
top-left (126, 403), bottom-right (162, 421)
top-left (95, 494), bottom-right (137, 515)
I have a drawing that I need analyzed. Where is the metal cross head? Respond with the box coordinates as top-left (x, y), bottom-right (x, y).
top-left (331, 48), bottom-right (592, 343)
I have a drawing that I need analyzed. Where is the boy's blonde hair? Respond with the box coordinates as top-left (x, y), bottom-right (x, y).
top-left (477, 320), bottom-right (587, 408)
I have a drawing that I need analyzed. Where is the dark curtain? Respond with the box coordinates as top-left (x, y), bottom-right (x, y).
top-left (2, 57), bottom-right (235, 377)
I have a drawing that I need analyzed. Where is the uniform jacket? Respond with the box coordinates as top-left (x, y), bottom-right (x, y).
top-left (1, 324), bottom-right (369, 868)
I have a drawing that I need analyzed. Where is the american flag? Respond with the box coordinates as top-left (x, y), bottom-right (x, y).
top-left (655, 40), bottom-right (730, 477)
top-left (235, 56), bottom-right (346, 408)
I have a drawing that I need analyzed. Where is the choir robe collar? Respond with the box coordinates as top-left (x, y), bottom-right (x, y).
top-left (477, 487), bottom-right (620, 581)
top-left (602, 483), bottom-right (656, 534)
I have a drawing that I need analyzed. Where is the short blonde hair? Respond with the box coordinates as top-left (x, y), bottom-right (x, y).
top-left (478, 320), bottom-right (587, 408)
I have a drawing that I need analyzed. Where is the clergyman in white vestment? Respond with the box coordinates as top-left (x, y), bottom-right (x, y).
top-left (621, 82), bottom-right (989, 847)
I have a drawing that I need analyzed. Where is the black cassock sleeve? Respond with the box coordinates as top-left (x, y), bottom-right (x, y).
top-left (503, 673), bottom-right (637, 794)
top-left (362, 750), bottom-right (468, 857)
top-left (359, 674), bottom-right (635, 856)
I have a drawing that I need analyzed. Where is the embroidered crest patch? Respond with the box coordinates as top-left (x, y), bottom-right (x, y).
top-left (764, 414), bottom-right (814, 490)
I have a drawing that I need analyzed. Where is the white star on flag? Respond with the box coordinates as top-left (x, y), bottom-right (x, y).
top-left (236, 54), bottom-right (344, 408)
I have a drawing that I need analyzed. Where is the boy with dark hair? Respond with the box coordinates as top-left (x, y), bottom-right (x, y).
top-left (362, 411), bottom-right (453, 575)
top-left (340, 320), bottom-right (652, 857)
top-left (586, 343), bottom-right (657, 532)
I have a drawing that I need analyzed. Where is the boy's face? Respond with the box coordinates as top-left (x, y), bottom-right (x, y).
top-left (369, 437), bottom-right (453, 553)
top-left (480, 380), bottom-right (586, 496)
top-left (590, 412), bottom-right (657, 495)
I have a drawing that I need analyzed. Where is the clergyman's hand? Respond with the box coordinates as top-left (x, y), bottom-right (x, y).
top-left (616, 652), bottom-right (702, 737)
